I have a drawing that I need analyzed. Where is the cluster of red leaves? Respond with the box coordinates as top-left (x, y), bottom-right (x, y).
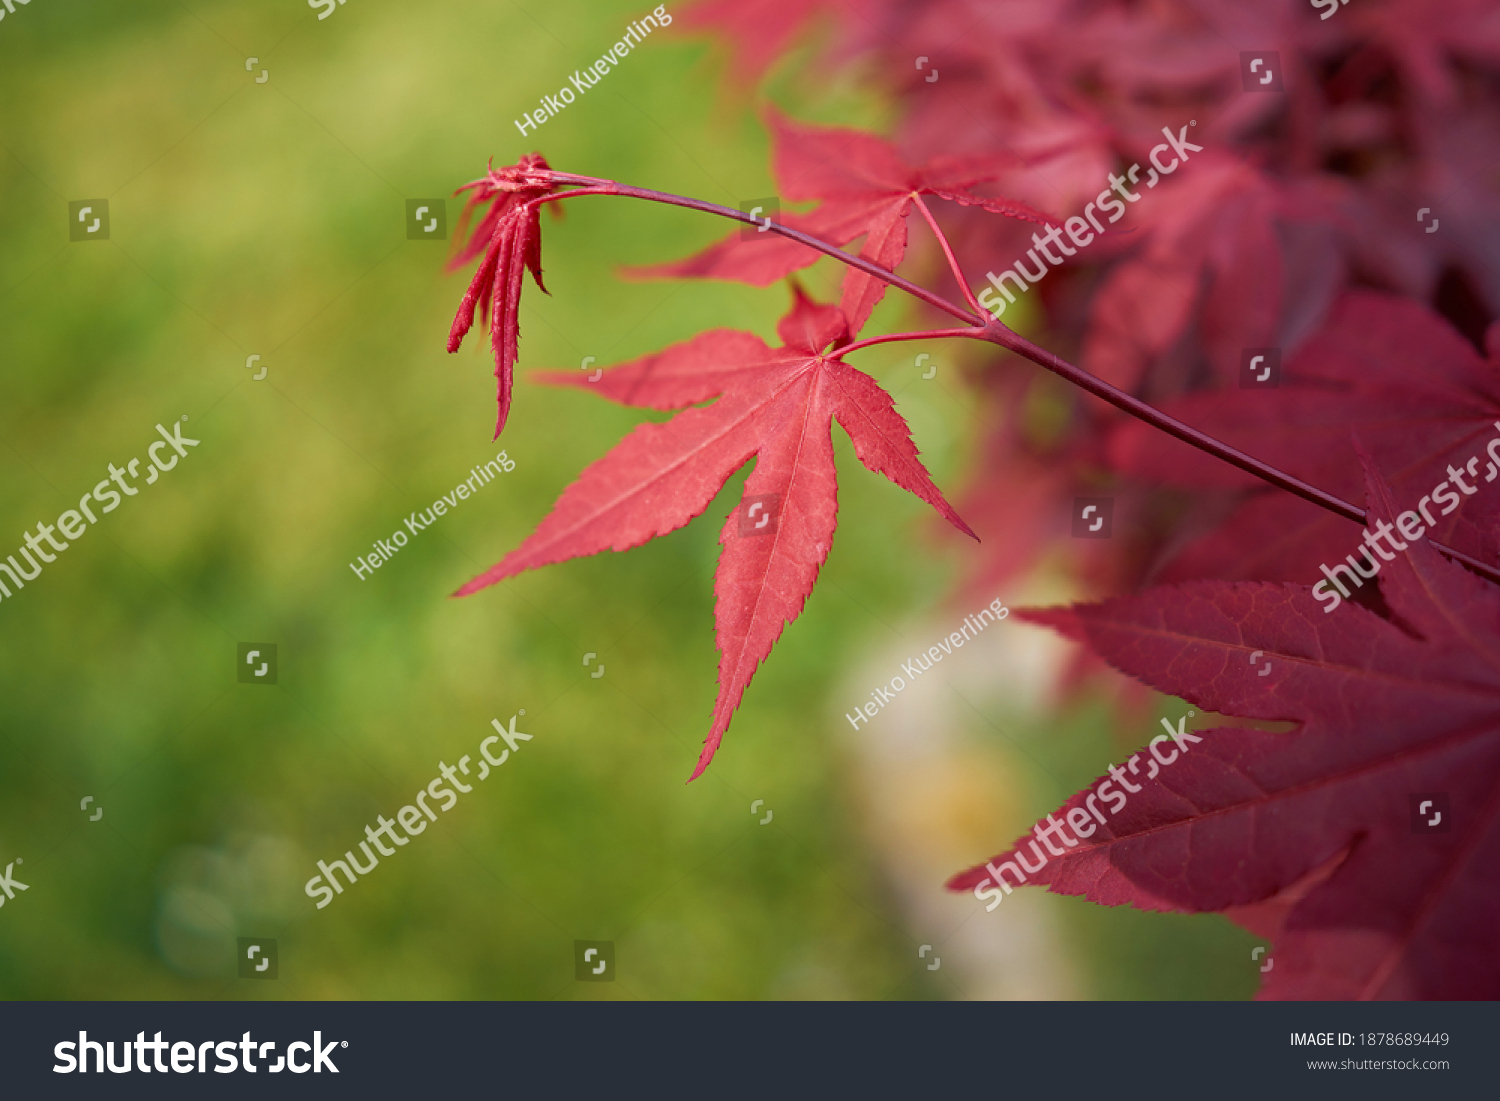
top-left (951, 455), bottom-right (1500, 999)
top-left (446, 133), bottom-right (1046, 778)
top-left (681, 0), bottom-right (1500, 997)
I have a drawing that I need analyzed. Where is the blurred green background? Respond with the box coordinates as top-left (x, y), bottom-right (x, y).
top-left (0, 0), bottom-right (1255, 999)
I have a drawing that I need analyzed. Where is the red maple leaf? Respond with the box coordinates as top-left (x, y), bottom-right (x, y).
top-left (948, 453), bottom-right (1500, 999)
top-left (456, 288), bottom-right (976, 778)
top-left (447, 154), bottom-right (561, 439)
top-left (631, 110), bottom-right (1055, 334)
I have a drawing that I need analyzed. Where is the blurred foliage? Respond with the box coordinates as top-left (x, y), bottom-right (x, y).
top-left (0, 0), bottom-right (1248, 999)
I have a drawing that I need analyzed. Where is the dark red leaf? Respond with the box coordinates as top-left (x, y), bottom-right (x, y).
top-left (949, 452), bottom-right (1500, 999)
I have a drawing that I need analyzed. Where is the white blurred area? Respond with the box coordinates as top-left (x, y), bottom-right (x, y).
top-left (835, 571), bottom-right (1085, 999)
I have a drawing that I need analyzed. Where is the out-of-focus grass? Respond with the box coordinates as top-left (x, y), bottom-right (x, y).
top-left (0, 0), bottom-right (1252, 1000)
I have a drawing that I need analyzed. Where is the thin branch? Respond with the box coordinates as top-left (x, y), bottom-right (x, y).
top-left (982, 321), bottom-right (1500, 587)
top-left (530, 177), bottom-right (985, 327)
top-left (514, 173), bottom-right (1500, 588)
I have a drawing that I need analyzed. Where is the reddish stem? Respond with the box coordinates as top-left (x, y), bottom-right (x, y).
top-left (911, 193), bottom-right (985, 315)
top-left (529, 176), bottom-right (984, 327)
top-left (835, 328), bottom-right (988, 358)
top-left (510, 173), bottom-right (1500, 587)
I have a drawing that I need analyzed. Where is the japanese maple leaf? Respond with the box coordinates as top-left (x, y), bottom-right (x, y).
top-left (447, 154), bottom-right (561, 439)
top-left (1108, 292), bottom-right (1500, 584)
top-left (455, 288), bottom-right (975, 778)
top-left (631, 110), bottom-right (1055, 333)
top-left (948, 454), bottom-right (1500, 999)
